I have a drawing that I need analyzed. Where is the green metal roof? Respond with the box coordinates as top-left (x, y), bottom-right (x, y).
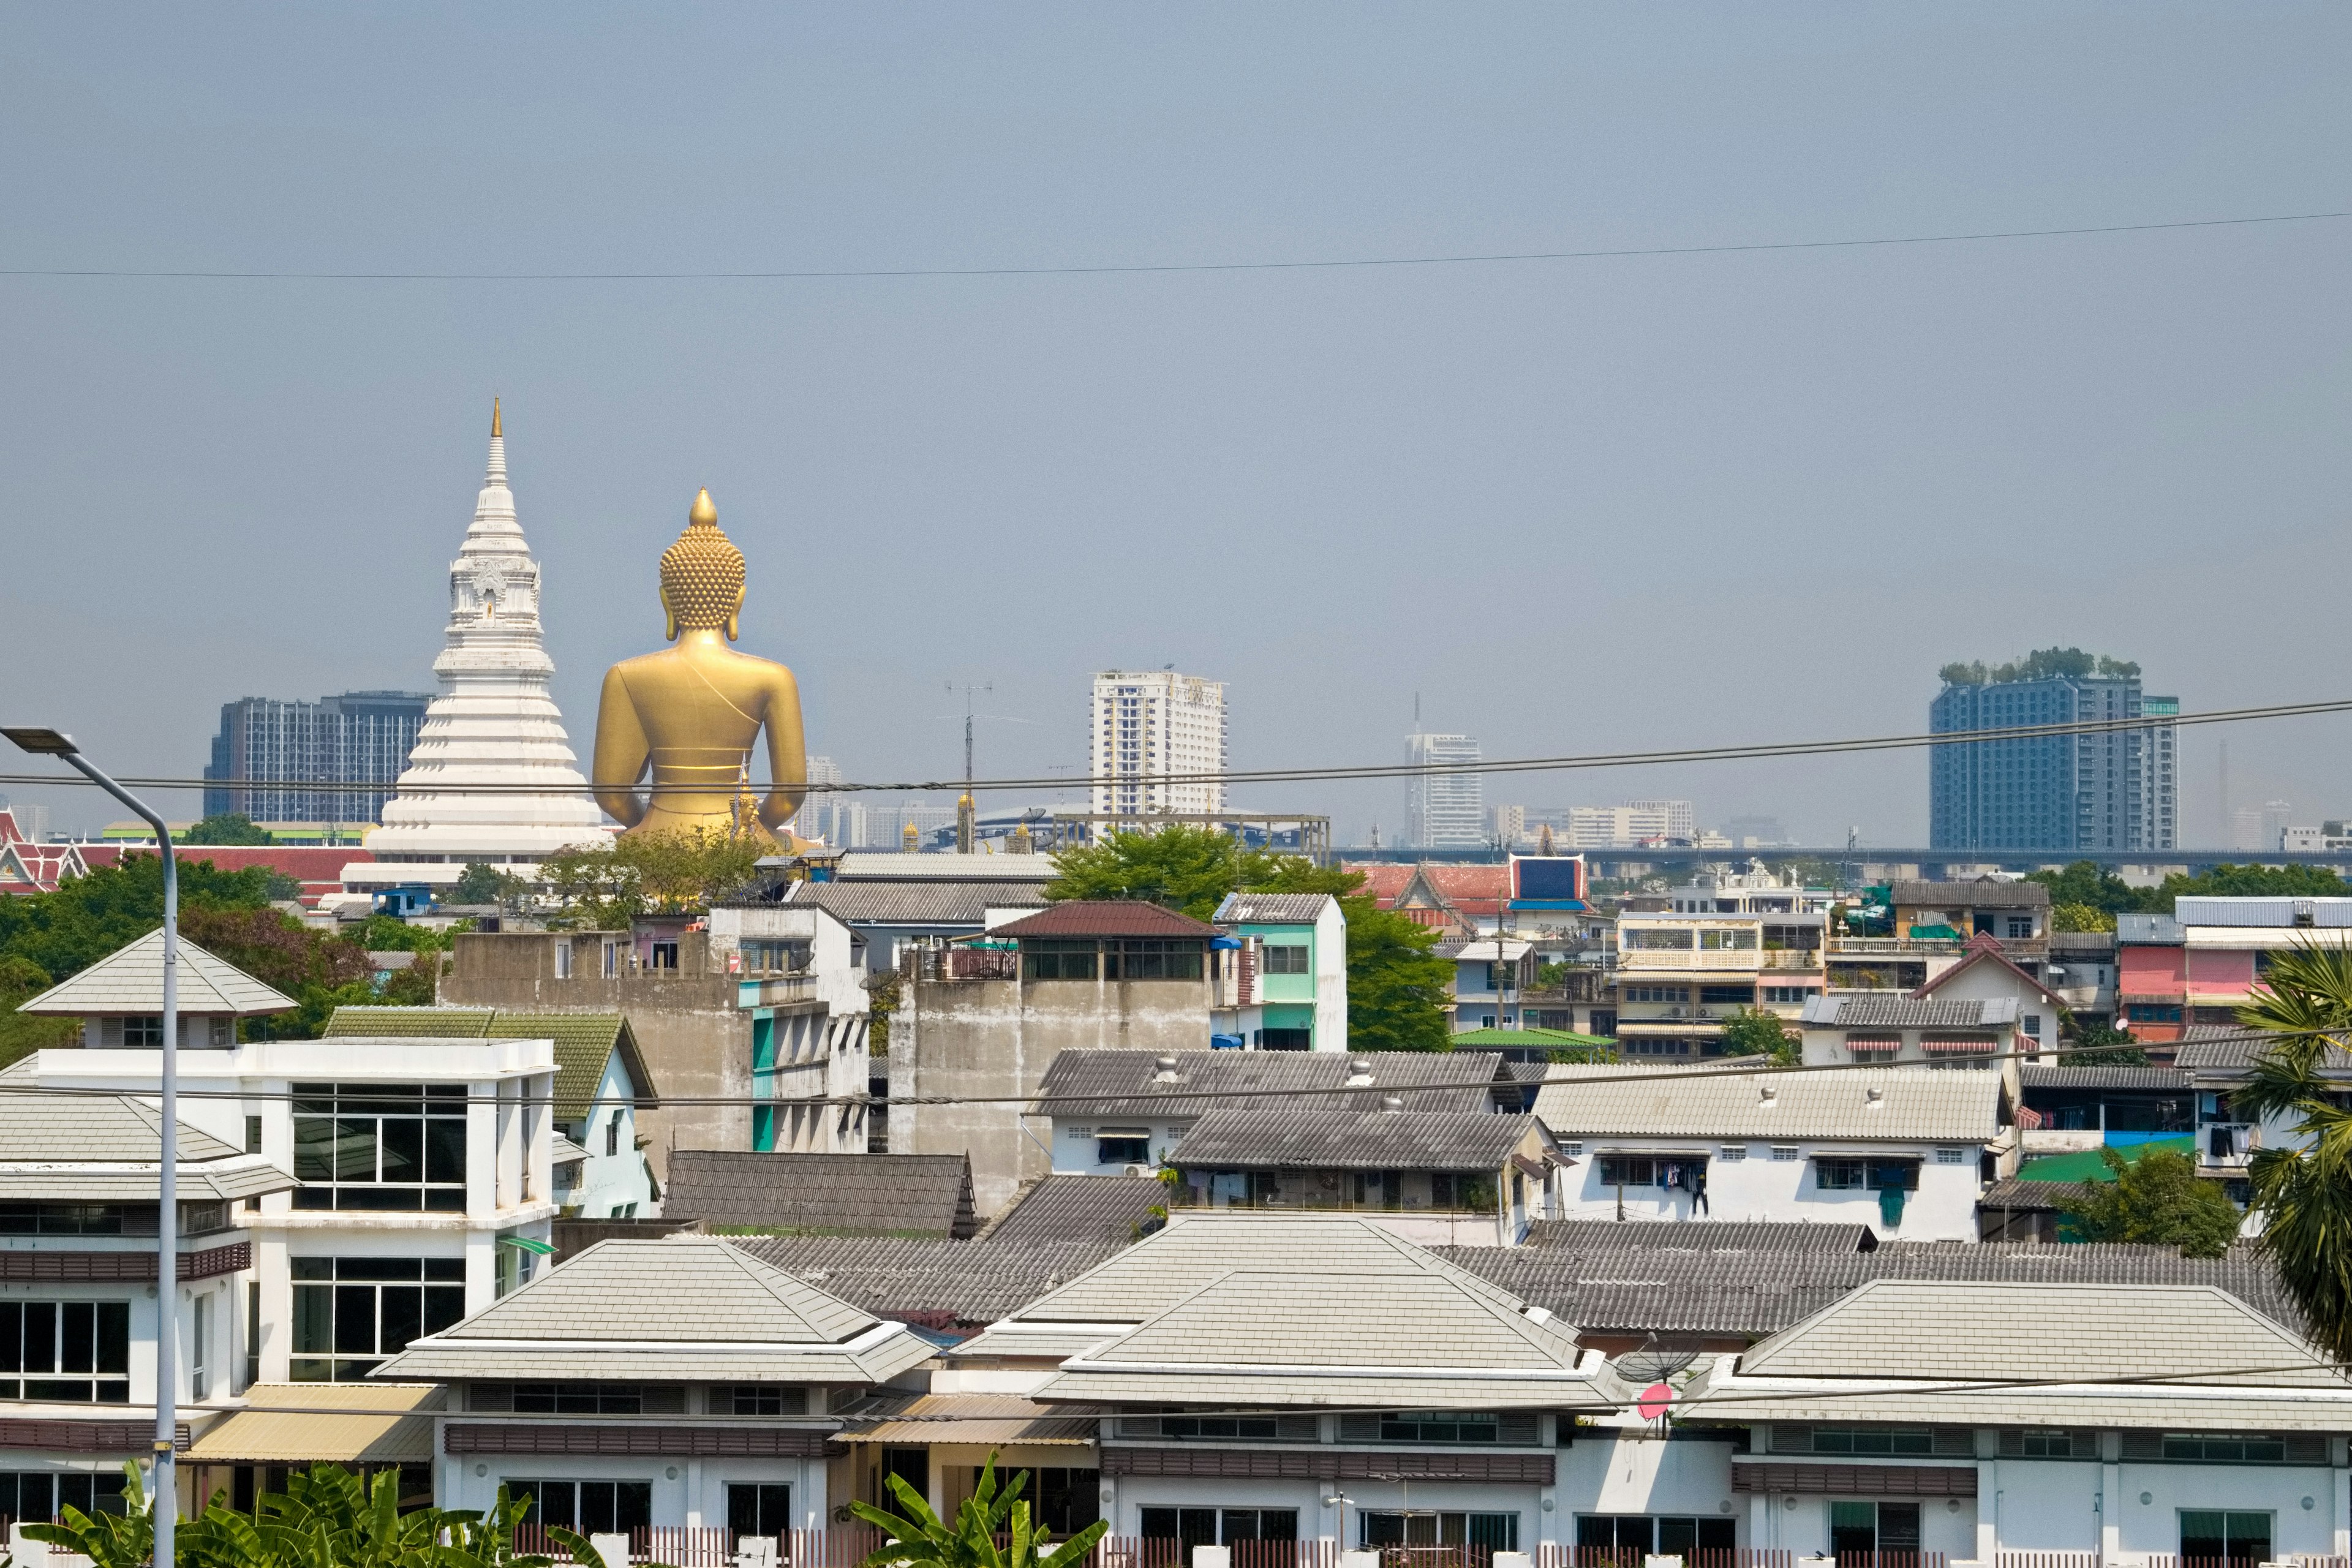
top-left (323, 1006), bottom-right (658, 1118)
top-left (2014, 1135), bottom-right (2196, 1184)
top-left (1450, 1026), bottom-right (1616, 1050)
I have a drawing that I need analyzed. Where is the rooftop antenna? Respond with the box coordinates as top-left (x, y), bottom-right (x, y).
top-left (948, 681), bottom-right (990, 853)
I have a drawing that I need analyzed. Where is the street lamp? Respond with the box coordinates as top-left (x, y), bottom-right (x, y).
top-left (2, 729), bottom-right (179, 1563)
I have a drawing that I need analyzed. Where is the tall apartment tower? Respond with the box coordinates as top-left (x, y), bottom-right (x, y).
top-left (1090, 671), bottom-right (1227, 818)
top-left (1929, 658), bottom-right (2177, 853)
top-left (203, 690), bottom-right (434, 826)
top-left (1408, 733), bottom-right (1485, 849)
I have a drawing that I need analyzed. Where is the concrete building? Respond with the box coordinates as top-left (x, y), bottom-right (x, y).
top-left (1090, 670), bottom-right (1227, 818)
top-left (1611, 910), bottom-right (1826, 1057)
top-left (768, 851), bottom-right (1052, 974)
top-left (202, 690), bottom-right (433, 828)
top-left (2117, 895), bottom-right (2352, 1052)
top-left (1929, 659), bottom-right (2176, 853)
top-left (1562, 800), bottom-right (1697, 849)
top-left (1210, 891), bottom-right (1348, 1050)
top-left (1406, 733), bottom-right (1484, 849)
top-left (16, 926), bottom-right (298, 1050)
top-left (1826, 878), bottom-right (2052, 993)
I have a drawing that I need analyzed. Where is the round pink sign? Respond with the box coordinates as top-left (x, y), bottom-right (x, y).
top-left (1637, 1381), bottom-right (1675, 1421)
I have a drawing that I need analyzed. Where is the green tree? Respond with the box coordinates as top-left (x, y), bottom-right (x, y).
top-left (1343, 899), bottom-right (1455, 1052)
top-left (2066, 1023), bottom-right (2149, 1066)
top-left (2025, 861), bottom-right (2146, 916)
top-left (2050, 902), bottom-right (2116, 933)
top-left (1718, 1007), bottom-right (1794, 1063)
top-left (2059, 1147), bottom-right (2243, 1258)
top-left (853, 1453), bottom-right (1107, 1568)
top-left (0, 851), bottom-right (277, 982)
top-left (542, 826), bottom-right (777, 925)
top-left (0, 954), bottom-right (78, 1069)
top-left (2232, 943), bottom-right (2352, 1362)
top-left (181, 812), bottom-right (274, 846)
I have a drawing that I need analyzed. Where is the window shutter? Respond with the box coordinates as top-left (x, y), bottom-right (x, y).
top-left (2119, 1431), bottom-right (2162, 1460)
top-left (1934, 1427), bottom-right (1973, 1455)
top-left (1496, 1412), bottom-right (1539, 1444)
top-left (469, 1384), bottom-right (513, 1412)
top-left (1338, 1413), bottom-right (1381, 1442)
top-left (1771, 1425), bottom-right (1811, 1453)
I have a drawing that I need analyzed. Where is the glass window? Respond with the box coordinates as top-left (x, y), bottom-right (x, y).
top-left (0, 1473), bottom-right (129, 1524)
top-left (1770, 1146), bottom-right (1800, 1161)
top-left (1623, 929), bottom-right (1695, 951)
top-left (513, 1383), bottom-right (640, 1414)
top-left (289, 1256), bottom-right (465, 1381)
top-left (1698, 986), bottom-right (1755, 1006)
top-left (1022, 940), bottom-right (1098, 982)
top-left (1379, 1411), bottom-right (1500, 1444)
top-left (1815, 1158), bottom-right (1920, 1191)
top-left (513, 1481), bottom-right (654, 1536)
top-left (1597, 1156), bottom-right (1657, 1188)
top-left (1096, 1137), bottom-right (1150, 1166)
top-left (1103, 940), bottom-right (1205, 981)
top-left (2180, 1511), bottom-right (2271, 1565)
top-left (2164, 1434), bottom-right (2288, 1462)
top-left (1717, 1146), bottom-right (1748, 1162)
top-left (1810, 1427), bottom-right (1933, 1455)
top-left (0, 1301), bottom-right (130, 1403)
top-left (733, 1385), bottom-right (803, 1415)
top-left (1261, 944), bottom-right (1309, 975)
top-left (1936, 1148), bottom-right (1967, 1164)
top-left (291, 1085), bottom-right (469, 1212)
top-left (1359, 1513), bottom-right (1517, 1550)
top-left (1830, 1500), bottom-right (1920, 1555)
top-left (1698, 929), bottom-right (1759, 951)
top-left (728, 1483), bottom-right (791, 1545)
top-left (1578, 1517), bottom-right (1736, 1554)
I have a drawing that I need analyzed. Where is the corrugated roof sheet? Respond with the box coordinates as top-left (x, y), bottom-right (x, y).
top-left (984, 1175), bottom-right (1166, 1245)
top-left (2019, 1065), bottom-right (2189, 1091)
top-left (2117, 912), bottom-right (2185, 944)
top-left (666, 1151), bottom-right (978, 1239)
top-left (788, 880), bottom-right (1049, 925)
top-left (2177, 896), bottom-right (2352, 928)
top-left (1517, 1219), bottom-right (1876, 1254)
top-left (1037, 1049), bottom-right (1503, 1119)
top-left (1169, 1110), bottom-right (1534, 1170)
top-left (1800, 995), bottom-right (2017, 1028)
top-left (2173, 1030), bottom-right (2352, 1076)
top-left (18, 929), bottom-right (296, 1017)
top-left (992, 902), bottom-right (1219, 939)
top-left (1890, 880), bottom-right (2050, 908)
top-left (1213, 894), bottom-right (1337, 924)
top-left (1978, 1177), bottom-right (2084, 1212)
top-left (2049, 932), bottom-right (2119, 953)
top-left (185, 1383), bottom-right (441, 1464)
top-left (1537, 1065), bottom-right (2005, 1142)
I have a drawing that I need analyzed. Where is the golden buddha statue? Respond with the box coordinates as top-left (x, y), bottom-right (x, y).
top-left (592, 488), bottom-right (809, 842)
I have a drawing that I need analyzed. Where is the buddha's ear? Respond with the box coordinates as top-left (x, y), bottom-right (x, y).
top-left (661, 585), bottom-right (678, 643)
top-left (726, 581), bottom-right (744, 641)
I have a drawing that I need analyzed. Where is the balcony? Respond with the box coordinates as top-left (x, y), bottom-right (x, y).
top-left (2199, 1123), bottom-right (2258, 1170)
top-left (1617, 949), bottom-right (1763, 974)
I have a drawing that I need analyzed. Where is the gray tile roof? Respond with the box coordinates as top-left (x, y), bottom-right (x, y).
top-left (726, 1234), bottom-right (1125, 1326)
top-left (377, 1236), bottom-right (933, 1384)
top-left (325, 1006), bottom-right (662, 1118)
top-left (1213, 894), bottom-right (1338, 924)
top-left (1537, 1065), bottom-right (2006, 1142)
top-left (1798, 995), bottom-right (2017, 1029)
top-left (1169, 1110), bottom-right (1535, 1171)
top-left (2049, 932), bottom-right (2118, 954)
top-left (787, 880), bottom-right (1050, 926)
top-left (17, 929), bottom-right (296, 1017)
top-left (1038, 1049), bottom-right (1505, 1119)
top-left (983, 1174), bottom-right (1167, 1245)
top-left (1978, 1177), bottom-right (2084, 1212)
top-left (2172, 1029), bottom-right (2352, 1077)
top-left (2019, 1065), bottom-right (2189, 1091)
top-left (0, 1064), bottom-right (292, 1200)
top-left (664, 1151), bottom-right (978, 1239)
top-left (1518, 1219), bottom-right (1877, 1254)
top-left (1890, 880), bottom-right (2050, 908)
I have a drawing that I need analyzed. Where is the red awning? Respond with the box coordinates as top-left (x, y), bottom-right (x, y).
top-left (1921, 1035), bottom-right (1999, 1054)
top-left (1844, 1035), bottom-right (1900, 1053)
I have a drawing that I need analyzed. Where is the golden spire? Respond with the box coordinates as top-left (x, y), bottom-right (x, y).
top-left (491, 398), bottom-right (502, 439)
top-left (690, 486), bottom-right (717, 526)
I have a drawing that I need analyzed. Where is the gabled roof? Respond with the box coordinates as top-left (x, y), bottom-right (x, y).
top-left (1539, 1064), bottom-right (2005, 1142)
top-left (323, 1006), bottom-right (660, 1117)
top-left (2020, 1065), bottom-right (2190, 1091)
top-left (665, 1151), bottom-right (977, 1239)
top-left (0, 1062), bottom-right (293, 1202)
top-left (1213, 893), bottom-right (1338, 925)
top-left (375, 1236), bottom-right (931, 1384)
top-left (1518, 1219), bottom-right (1877, 1254)
top-left (1798, 994), bottom-right (2018, 1030)
top-left (787, 879), bottom-right (1049, 926)
top-left (992, 902), bottom-right (1217, 939)
top-left (1912, 933), bottom-right (2054, 1003)
top-left (17, 928), bottom-right (296, 1017)
top-left (2173, 1028), bottom-right (2352, 1077)
top-left (727, 1234), bottom-right (1123, 1327)
top-left (1169, 1109), bottom-right (1537, 1172)
top-left (1890, 878), bottom-right (2050, 909)
top-left (984, 1174), bottom-right (1167, 1245)
top-left (1036, 1049), bottom-right (1505, 1119)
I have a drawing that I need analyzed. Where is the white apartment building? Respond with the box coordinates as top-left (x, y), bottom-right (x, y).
top-left (1090, 671), bottom-right (1227, 817)
top-left (1564, 799), bottom-right (1698, 848)
top-left (1408, 733), bottom-right (1484, 848)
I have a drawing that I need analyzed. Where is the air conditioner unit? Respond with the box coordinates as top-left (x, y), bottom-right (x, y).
top-left (1124, 1164), bottom-right (1152, 1177)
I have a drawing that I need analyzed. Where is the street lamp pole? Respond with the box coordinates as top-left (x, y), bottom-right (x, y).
top-left (2, 730), bottom-right (177, 1564)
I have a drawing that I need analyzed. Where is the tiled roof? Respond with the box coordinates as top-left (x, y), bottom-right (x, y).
top-left (1798, 995), bottom-right (2017, 1029)
top-left (2173, 1029), bottom-right (2352, 1076)
top-left (787, 880), bottom-right (1049, 925)
top-left (1213, 894), bottom-right (1337, 924)
top-left (1340, 864), bottom-right (1415, 906)
top-left (1037, 1049), bottom-right (1504, 1119)
top-left (325, 1006), bottom-right (659, 1118)
top-left (2050, 931), bottom-right (2118, 953)
top-left (984, 1174), bottom-right (1167, 1245)
top-left (17, 929), bottom-right (297, 1017)
top-left (0, 1060), bottom-right (294, 1200)
top-left (1169, 1109), bottom-right (1535, 1171)
top-left (1538, 1065), bottom-right (2005, 1142)
top-left (827, 853), bottom-right (1061, 882)
top-left (2019, 1065), bottom-right (2189, 1091)
top-left (992, 902), bottom-right (1218, 939)
top-left (665, 1151), bottom-right (978, 1239)
top-left (1978, 1177), bottom-right (2086, 1212)
top-left (1890, 879), bottom-right (2051, 908)
top-left (1517, 1219), bottom-right (1877, 1254)
top-left (727, 1234), bottom-right (1124, 1326)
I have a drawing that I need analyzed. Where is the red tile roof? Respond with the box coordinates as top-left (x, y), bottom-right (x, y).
top-left (992, 901), bottom-right (1218, 939)
top-left (73, 845), bottom-right (370, 908)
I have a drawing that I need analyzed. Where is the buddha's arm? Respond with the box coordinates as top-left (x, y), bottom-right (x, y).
top-left (591, 667), bottom-right (651, 828)
top-left (756, 666), bottom-right (809, 833)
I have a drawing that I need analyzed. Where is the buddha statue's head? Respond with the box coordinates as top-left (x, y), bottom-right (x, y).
top-left (659, 488), bottom-right (747, 641)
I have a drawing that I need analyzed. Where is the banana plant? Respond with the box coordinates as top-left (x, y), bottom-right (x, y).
top-left (852, 1454), bottom-right (1108, 1568)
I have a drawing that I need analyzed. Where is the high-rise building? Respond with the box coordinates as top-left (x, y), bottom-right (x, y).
top-left (202, 691), bottom-right (433, 826)
top-left (1406, 733), bottom-right (1485, 848)
top-left (799, 755), bottom-right (861, 847)
top-left (1090, 671), bottom-right (1227, 818)
top-left (1562, 800), bottom-right (1698, 848)
top-left (350, 404), bottom-right (613, 886)
top-left (1928, 655), bottom-right (2176, 853)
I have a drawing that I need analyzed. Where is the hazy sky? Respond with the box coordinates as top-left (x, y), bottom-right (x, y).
top-left (4, 5), bottom-right (2349, 847)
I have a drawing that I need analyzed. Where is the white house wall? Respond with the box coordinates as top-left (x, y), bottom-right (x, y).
top-left (439, 1449), bottom-right (829, 1533)
top-left (1551, 1136), bottom-right (1985, 1241)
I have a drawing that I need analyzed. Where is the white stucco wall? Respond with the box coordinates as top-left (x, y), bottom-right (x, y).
top-left (1548, 1133), bottom-right (1987, 1240)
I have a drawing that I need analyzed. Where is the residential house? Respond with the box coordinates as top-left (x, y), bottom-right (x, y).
top-left (438, 902), bottom-right (870, 1174)
top-left (1795, 997), bottom-right (2022, 1102)
top-left (890, 902), bottom-right (1220, 1216)
top-left (1442, 938), bottom-right (1537, 1032)
top-left (16, 927), bottom-right (297, 1049)
top-left (0, 1069), bottom-right (293, 1514)
top-left (323, 1008), bottom-right (662, 1218)
top-left (2116, 910), bottom-right (2190, 1046)
top-left (2119, 896), bottom-right (2352, 1054)
top-left (2016, 1064), bottom-right (2195, 1158)
top-left (1664, 870), bottom-right (1836, 916)
top-left (184, 1382), bottom-right (445, 1511)
top-left (2048, 929), bottom-right (2119, 1030)
top-left (2174, 1025), bottom-right (2350, 1203)
top-left (374, 1237), bottom-right (933, 1539)
top-left (1828, 878), bottom-right (2051, 992)
top-left (1209, 892), bottom-right (1347, 1051)
top-left (1613, 912), bottom-right (1825, 1058)
top-left (1165, 1109), bottom-right (1559, 1245)
top-left (663, 1152), bottom-right (978, 1240)
top-left (1536, 1065), bottom-right (2011, 1239)
top-left (1036, 1049), bottom-right (1514, 1177)
top-left (1907, 932), bottom-right (2065, 1061)
top-left (766, 853), bottom-right (1052, 974)
top-left (1686, 1280), bottom-right (2352, 1562)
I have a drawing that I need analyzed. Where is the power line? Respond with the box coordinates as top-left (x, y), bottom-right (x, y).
top-left (5, 695), bottom-right (2340, 799)
top-left (4, 208), bottom-right (2349, 284)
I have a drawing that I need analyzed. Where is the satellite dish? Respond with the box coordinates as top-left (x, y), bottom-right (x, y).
top-left (1616, 1348), bottom-right (1698, 1385)
top-left (1637, 1381), bottom-right (1675, 1422)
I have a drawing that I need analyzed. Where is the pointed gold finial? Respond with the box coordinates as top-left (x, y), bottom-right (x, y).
top-left (689, 486), bottom-right (717, 527)
top-left (491, 398), bottom-right (502, 439)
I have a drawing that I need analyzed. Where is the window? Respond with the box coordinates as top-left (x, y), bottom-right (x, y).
top-left (1360, 1513), bottom-right (1518, 1550)
top-left (1577, 1517), bottom-right (1735, 1555)
top-left (2163, 1433), bottom-right (2287, 1462)
top-left (1156, 1414), bottom-right (1283, 1439)
top-left (1260, 1028), bottom-right (1311, 1051)
top-left (513, 1383), bottom-right (641, 1414)
top-left (554, 943), bottom-right (573, 980)
top-left (1770, 1146), bottom-right (1800, 1161)
top-left (1936, 1147), bottom-right (1967, 1165)
top-left (732, 1385), bottom-right (805, 1415)
top-left (1624, 986), bottom-right (1686, 1004)
top-left (1623, 929), bottom-right (1695, 951)
top-left (649, 941), bottom-right (679, 971)
top-left (1718, 1145), bottom-right (1748, 1162)
top-left (602, 942), bottom-right (619, 979)
top-left (728, 1483), bottom-right (791, 1544)
top-left (191, 1291), bottom-right (212, 1402)
top-left (0, 1473), bottom-right (128, 1523)
top-left (1698, 930), bottom-right (1759, 951)
top-left (1762, 986), bottom-right (1812, 1004)
top-left (0, 1302), bottom-right (130, 1401)
top-left (290, 1256), bottom-right (465, 1381)
top-left (2179, 1511), bottom-right (2271, 1566)
top-left (245, 1116), bottom-right (263, 1155)
top-left (1096, 1137), bottom-right (1149, 1166)
top-left (1139, 1509), bottom-right (1297, 1548)
top-left (1831, 1500), bottom-right (1920, 1555)
top-left (1103, 940), bottom-right (1205, 981)
top-left (605, 1118), bottom-right (620, 1158)
top-left (2002, 1428), bottom-right (2082, 1458)
top-left (291, 1084), bottom-right (469, 1212)
top-left (1379, 1411), bottom-right (1498, 1443)
top-left (1814, 1158), bottom-right (1920, 1191)
top-left (246, 1280), bottom-right (260, 1390)
top-left (2023, 1014), bottom-right (2042, 1038)
top-left (1807, 1428), bottom-right (1934, 1455)
top-left (1698, 986), bottom-right (1755, 1006)
top-left (513, 1481), bottom-right (653, 1536)
top-left (1022, 940), bottom-right (1098, 981)
top-left (123, 1017), bottom-right (164, 1048)
top-left (1597, 1156), bottom-right (1657, 1188)
top-left (1262, 944), bottom-right (1309, 975)
top-left (2127, 1004), bottom-right (2184, 1024)
top-left (1027, 1469), bottom-right (1099, 1536)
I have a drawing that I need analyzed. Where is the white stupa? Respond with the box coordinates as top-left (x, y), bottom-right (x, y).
top-left (342, 404), bottom-right (614, 892)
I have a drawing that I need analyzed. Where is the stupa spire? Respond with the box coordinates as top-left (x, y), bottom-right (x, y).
top-left (484, 398), bottom-right (508, 487)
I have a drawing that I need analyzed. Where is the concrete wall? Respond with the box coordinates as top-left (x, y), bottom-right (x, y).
top-left (1550, 1133), bottom-right (1989, 1240)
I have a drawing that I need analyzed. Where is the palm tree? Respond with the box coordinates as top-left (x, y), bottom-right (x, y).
top-left (2231, 943), bottom-right (2352, 1363)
